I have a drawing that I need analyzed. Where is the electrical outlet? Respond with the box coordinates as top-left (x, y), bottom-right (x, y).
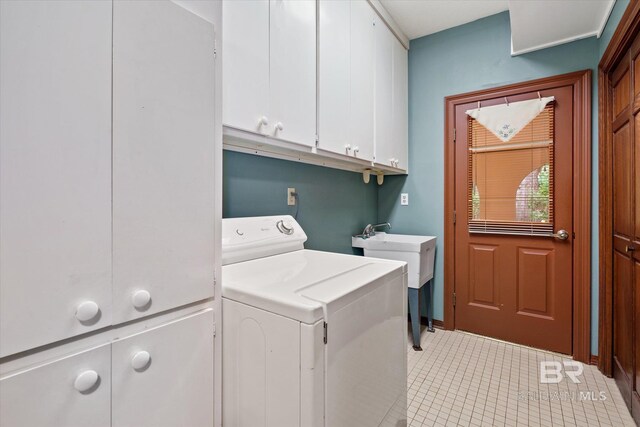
top-left (401, 193), bottom-right (409, 206)
top-left (287, 188), bottom-right (296, 206)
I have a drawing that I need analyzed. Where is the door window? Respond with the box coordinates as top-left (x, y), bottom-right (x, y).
top-left (468, 103), bottom-right (555, 235)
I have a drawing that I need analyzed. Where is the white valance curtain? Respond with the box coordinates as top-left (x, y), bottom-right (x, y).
top-left (465, 96), bottom-right (555, 142)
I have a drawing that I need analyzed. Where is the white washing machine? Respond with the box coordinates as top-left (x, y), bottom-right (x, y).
top-left (222, 215), bottom-right (408, 427)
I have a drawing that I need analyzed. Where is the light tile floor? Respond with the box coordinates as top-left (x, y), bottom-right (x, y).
top-left (407, 328), bottom-right (636, 427)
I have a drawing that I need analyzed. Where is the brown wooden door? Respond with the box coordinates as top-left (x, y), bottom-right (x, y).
top-left (453, 85), bottom-right (574, 355)
top-left (610, 32), bottom-right (640, 419)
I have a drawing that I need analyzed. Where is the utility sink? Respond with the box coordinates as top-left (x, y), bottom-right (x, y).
top-left (352, 232), bottom-right (436, 289)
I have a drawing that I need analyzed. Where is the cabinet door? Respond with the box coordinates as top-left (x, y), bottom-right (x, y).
top-left (270, 0), bottom-right (317, 147)
top-left (374, 16), bottom-right (394, 167)
top-left (112, 310), bottom-right (215, 427)
top-left (113, 0), bottom-right (216, 324)
top-left (0, 344), bottom-right (111, 427)
top-left (392, 38), bottom-right (408, 171)
top-left (349, 0), bottom-right (375, 161)
top-left (222, 0), bottom-right (270, 134)
top-left (0, 0), bottom-right (112, 357)
top-left (318, 0), bottom-right (351, 156)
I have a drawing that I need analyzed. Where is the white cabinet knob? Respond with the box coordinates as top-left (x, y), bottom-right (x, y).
top-left (75, 301), bottom-right (99, 322)
top-left (131, 350), bottom-right (151, 371)
top-left (74, 370), bottom-right (99, 393)
top-left (131, 289), bottom-right (151, 309)
top-left (274, 122), bottom-right (284, 132)
top-left (259, 116), bottom-right (269, 126)
top-left (353, 146), bottom-right (360, 154)
top-left (345, 144), bottom-right (352, 152)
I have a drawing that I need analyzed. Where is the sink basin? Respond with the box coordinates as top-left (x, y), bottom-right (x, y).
top-left (352, 232), bottom-right (435, 253)
top-left (352, 232), bottom-right (436, 289)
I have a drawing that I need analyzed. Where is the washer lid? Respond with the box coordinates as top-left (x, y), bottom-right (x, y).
top-left (222, 249), bottom-right (406, 324)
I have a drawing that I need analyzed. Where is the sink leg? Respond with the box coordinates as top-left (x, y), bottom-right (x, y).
top-left (409, 287), bottom-right (422, 350)
top-left (423, 279), bottom-right (435, 333)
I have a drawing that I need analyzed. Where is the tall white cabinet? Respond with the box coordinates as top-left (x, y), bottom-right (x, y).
top-left (0, 1), bottom-right (220, 426)
top-left (223, 0), bottom-right (316, 147)
top-left (0, 0), bottom-right (113, 358)
top-left (112, 0), bottom-right (216, 324)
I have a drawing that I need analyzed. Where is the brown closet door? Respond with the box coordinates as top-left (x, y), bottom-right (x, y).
top-left (611, 32), bottom-right (640, 415)
top-left (635, 44), bottom-right (640, 419)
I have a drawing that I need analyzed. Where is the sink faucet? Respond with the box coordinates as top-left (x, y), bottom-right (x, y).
top-left (360, 222), bottom-right (391, 239)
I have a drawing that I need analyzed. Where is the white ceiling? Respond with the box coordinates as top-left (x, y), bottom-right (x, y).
top-left (379, 0), bottom-right (616, 55)
top-left (509, 0), bottom-right (615, 55)
top-left (379, 0), bottom-right (509, 40)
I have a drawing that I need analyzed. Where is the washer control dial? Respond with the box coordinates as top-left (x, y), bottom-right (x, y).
top-left (276, 220), bottom-right (294, 235)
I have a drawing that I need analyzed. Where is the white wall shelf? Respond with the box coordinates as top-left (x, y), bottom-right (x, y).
top-left (224, 126), bottom-right (407, 177)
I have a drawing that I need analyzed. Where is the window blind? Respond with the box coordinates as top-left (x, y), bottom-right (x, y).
top-left (468, 102), bottom-right (555, 236)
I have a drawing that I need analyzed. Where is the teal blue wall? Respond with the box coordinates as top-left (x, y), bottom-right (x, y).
top-left (379, 7), bottom-right (627, 356)
top-left (223, 3), bottom-right (629, 356)
top-left (223, 150), bottom-right (378, 255)
top-left (601, 0), bottom-right (630, 59)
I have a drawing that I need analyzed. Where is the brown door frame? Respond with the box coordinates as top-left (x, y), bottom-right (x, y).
top-left (598, 1), bottom-right (640, 377)
top-left (444, 70), bottom-right (593, 363)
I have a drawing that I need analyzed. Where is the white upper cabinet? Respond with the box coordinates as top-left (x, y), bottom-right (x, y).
top-left (374, 25), bottom-right (408, 171)
top-left (318, 0), bottom-right (407, 169)
top-left (222, 0), bottom-right (270, 135)
top-left (112, 310), bottom-right (215, 427)
top-left (374, 16), bottom-right (394, 166)
top-left (349, 0), bottom-right (376, 162)
top-left (270, 0), bottom-right (317, 146)
top-left (223, 0), bottom-right (316, 147)
top-left (113, 0), bottom-right (216, 324)
top-left (392, 38), bottom-right (409, 171)
top-left (0, 0), bottom-right (113, 357)
top-left (318, 0), bottom-right (375, 162)
top-left (318, 0), bottom-right (351, 157)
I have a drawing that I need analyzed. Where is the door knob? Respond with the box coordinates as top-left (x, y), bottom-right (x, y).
top-left (258, 116), bottom-right (269, 127)
top-left (353, 146), bottom-right (359, 154)
top-left (553, 229), bottom-right (569, 240)
top-left (626, 245), bottom-right (636, 253)
top-left (74, 370), bottom-right (99, 393)
top-left (274, 122), bottom-right (284, 132)
top-left (345, 144), bottom-right (352, 153)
